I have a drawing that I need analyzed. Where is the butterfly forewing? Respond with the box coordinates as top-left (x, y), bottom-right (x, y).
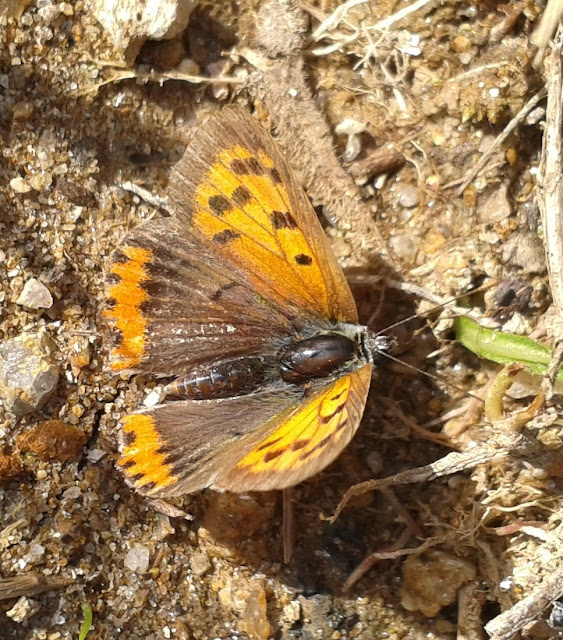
top-left (105, 218), bottom-right (293, 374)
top-left (167, 106), bottom-right (359, 324)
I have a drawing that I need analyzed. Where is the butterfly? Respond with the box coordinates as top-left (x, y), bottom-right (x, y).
top-left (104, 105), bottom-right (394, 497)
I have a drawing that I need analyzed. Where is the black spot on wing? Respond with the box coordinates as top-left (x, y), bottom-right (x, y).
top-left (257, 436), bottom-right (282, 451)
top-left (335, 418), bottom-right (348, 433)
top-left (106, 272), bottom-right (121, 287)
top-left (321, 402), bottom-right (346, 424)
top-left (111, 249), bottom-right (130, 264)
top-left (230, 157), bottom-right (264, 176)
top-left (121, 430), bottom-right (136, 448)
top-left (213, 229), bottom-right (241, 245)
top-left (290, 439), bottom-right (309, 451)
top-left (295, 253), bottom-right (313, 266)
top-left (231, 185), bottom-right (253, 206)
top-left (263, 448), bottom-right (284, 463)
top-left (299, 433), bottom-right (333, 461)
top-left (271, 210), bottom-right (297, 230)
top-left (209, 195), bottom-right (233, 216)
top-left (113, 329), bottom-right (124, 348)
top-left (270, 168), bottom-right (282, 184)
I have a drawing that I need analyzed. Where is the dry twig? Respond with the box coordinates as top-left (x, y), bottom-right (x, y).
top-left (531, 0), bottom-right (563, 67)
top-left (539, 29), bottom-right (563, 329)
top-left (485, 564), bottom-right (563, 640)
top-left (0, 574), bottom-right (74, 602)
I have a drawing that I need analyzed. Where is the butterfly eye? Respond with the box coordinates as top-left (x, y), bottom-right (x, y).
top-left (278, 334), bottom-right (357, 383)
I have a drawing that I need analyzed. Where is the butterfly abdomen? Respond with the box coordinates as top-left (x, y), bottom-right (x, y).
top-left (164, 357), bottom-right (267, 400)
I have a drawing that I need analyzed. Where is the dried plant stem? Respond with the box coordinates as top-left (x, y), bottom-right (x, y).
top-left (485, 563), bottom-right (563, 640)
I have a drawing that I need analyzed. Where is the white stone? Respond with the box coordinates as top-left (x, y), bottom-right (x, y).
top-left (17, 278), bottom-right (53, 309)
top-left (89, 0), bottom-right (195, 51)
top-left (124, 543), bottom-right (150, 573)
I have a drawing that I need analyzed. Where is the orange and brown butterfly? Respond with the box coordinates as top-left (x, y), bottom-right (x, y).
top-left (103, 105), bottom-right (393, 497)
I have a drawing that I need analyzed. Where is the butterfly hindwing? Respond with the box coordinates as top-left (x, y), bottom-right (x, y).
top-left (104, 217), bottom-right (296, 374)
top-left (118, 388), bottom-right (300, 496)
top-left (214, 363), bottom-right (373, 492)
top-left (118, 364), bottom-right (372, 496)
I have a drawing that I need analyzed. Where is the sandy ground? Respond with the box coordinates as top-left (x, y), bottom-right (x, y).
top-left (1, 1), bottom-right (562, 639)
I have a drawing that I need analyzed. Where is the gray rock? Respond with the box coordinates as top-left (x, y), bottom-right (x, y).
top-left (502, 232), bottom-right (546, 274)
top-left (478, 183), bottom-right (511, 223)
top-left (0, 331), bottom-right (59, 416)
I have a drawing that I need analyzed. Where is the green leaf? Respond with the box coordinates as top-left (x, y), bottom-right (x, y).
top-left (78, 603), bottom-right (93, 640)
top-left (454, 316), bottom-right (563, 381)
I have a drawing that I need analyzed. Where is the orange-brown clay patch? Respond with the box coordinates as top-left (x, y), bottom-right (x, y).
top-left (16, 420), bottom-right (86, 462)
top-left (118, 414), bottom-right (176, 492)
top-left (104, 246), bottom-right (152, 371)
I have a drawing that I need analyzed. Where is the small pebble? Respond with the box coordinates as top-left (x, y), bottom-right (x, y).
top-left (90, 0), bottom-right (195, 50)
top-left (177, 57), bottom-right (200, 76)
top-left (395, 183), bottom-right (420, 208)
top-left (478, 183), bottom-right (511, 223)
top-left (124, 543), bottom-right (151, 573)
top-left (0, 451), bottom-right (23, 483)
top-left (12, 101), bottom-right (34, 120)
top-left (0, 331), bottom-right (59, 416)
top-left (16, 278), bottom-right (53, 310)
top-left (17, 420), bottom-right (86, 462)
top-left (22, 543), bottom-right (45, 565)
top-left (422, 229), bottom-right (447, 253)
top-left (334, 118), bottom-right (366, 136)
top-left (190, 549), bottom-right (211, 577)
top-left (389, 233), bottom-right (416, 261)
top-left (242, 582), bottom-right (271, 640)
top-left (10, 176), bottom-right (32, 193)
top-left (400, 550), bottom-right (476, 616)
top-left (6, 596), bottom-right (39, 622)
top-left (452, 35), bottom-right (471, 53)
top-left (343, 134), bottom-right (362, 162)
top-left (502, 232), bottom-right (546, 273)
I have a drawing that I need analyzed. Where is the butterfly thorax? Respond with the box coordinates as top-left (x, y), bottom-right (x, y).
top-left (164, 324), bottom-right (395, 401)
top-left (278, 332), bottom-right (361, 383)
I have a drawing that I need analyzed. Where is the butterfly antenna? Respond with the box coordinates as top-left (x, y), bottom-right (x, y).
top-left (370, 281), bottom-right (497, 338)
top-left (367, 282), bottom-right (497, 402)
top-left (375, 347), bottom-right (483, 402)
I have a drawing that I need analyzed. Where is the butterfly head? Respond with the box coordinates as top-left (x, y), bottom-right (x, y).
top-left (361, 329), bottom-right (397, 364)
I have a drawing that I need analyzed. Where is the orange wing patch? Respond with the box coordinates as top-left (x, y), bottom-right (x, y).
top-left (214, 363), bottom-right (373, 492)
top-left (104, 246), bottom-right (152, 372)
top-left (118, 413), bottom-right (177, 494)
top-left (192, 145), bottom-right (331, 318)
